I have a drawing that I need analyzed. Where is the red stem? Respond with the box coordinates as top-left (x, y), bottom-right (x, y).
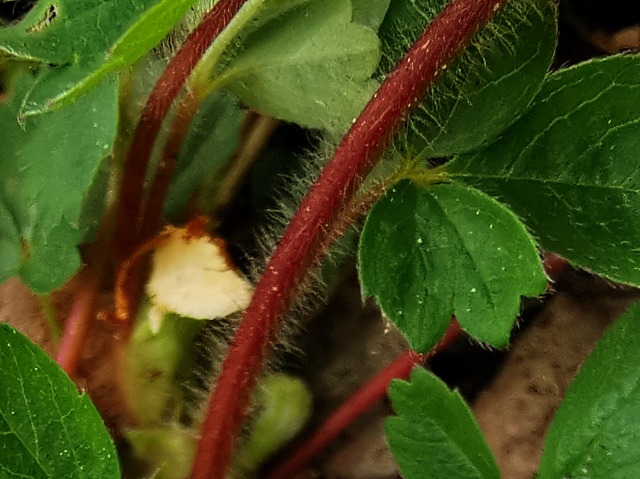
top-left (115, 94), bottom-right (201, 324)
top-left (113, 0), bottom-right (248, 266)
top-left (56, 217), bottom-right (113, 377)
top-left (139, 92), bottom-right (201, 242)
top-left (270, 253), bottom-right (568, 478)
top-left (192, 1), bottom-right (506, 477)
top-left (56, 244), bottom-right (109, 378)
top-left (266, 320), bottom-right (463, 479)
top-left (55, 266), bottom-right (100, 377)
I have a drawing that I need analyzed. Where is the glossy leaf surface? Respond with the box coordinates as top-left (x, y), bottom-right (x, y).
top-left (0, 325), bottom-right (119, 478)
top-left (539, 302), bottom-right (640, 478)
top-left (0, 0), bottom-right (193, 115)
top-left (447, 55), bottom-right (640, 286)
top-left (359, 180), bottom-right (545, 351)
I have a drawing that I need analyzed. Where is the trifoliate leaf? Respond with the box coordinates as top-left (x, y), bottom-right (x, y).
top-left (213, 0), bottom-right (380, 133)
top-left (378, 0), bottom-right (556, 157)
top-left (447, 55), bottom-right (640, 287)
top-left (359, 180), bottom-right (545, 350)
top-left (538, 301), bottom-right (640, 478)
top-left (386, 367), bottom-right (500, 479)
top-left (0, 324), bottom-right (119, 478)
top-left (146, 224), bottom-right (254, 320)
top-left (0, 72), bottom-right (118, 292)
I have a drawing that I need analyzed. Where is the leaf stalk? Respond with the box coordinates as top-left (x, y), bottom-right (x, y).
top-left (113, 0), bottom-right (249, 266)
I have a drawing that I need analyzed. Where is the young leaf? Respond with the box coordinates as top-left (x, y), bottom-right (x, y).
top-left (213, 0), bottom-right (380, 133)
top-left (447, 55), bottom-right (640, 287)
top-left (0, 73), bottom-right (118, 292)
top-left (0, 324), bottom-right (120, 478)
top-left (386, 367), bottom-right (500, 479)
top-left (538, 301), bottom-right (640, 478)
top-left (0, 0), bottom-right (196, 115)
top-left (378, 0), bottom-right (556, 157)
top-left (359, 180), bottom-right (545, 351)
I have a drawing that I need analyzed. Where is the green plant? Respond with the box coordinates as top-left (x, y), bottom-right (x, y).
top-left (1, 0), bottom-right (639, 478)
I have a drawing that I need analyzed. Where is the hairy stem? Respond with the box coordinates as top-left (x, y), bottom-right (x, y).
top-left (189, 0), bottom-right (268, 98)
top-left (113, 0), bottom-right (249, 266)
top-left (265, 320), bottom-right (463, 479)
top-left (191, 0), bottom-right (507, 477)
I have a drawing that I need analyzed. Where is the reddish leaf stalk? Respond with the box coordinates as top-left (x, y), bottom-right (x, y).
top-left (115, 93), bottom-right (201, 323)
top-left (55, 267), bottom-right (100, 377)
top-left (192, 0), bottom-right (507, 477)
top-left (140, 92), bottom-right (200, 242)
top-left (113, 0), bottom-right (248, 266)
top-left (114, 230), bottom-right (172, 322)
top-left (55, 231), bottom-right (112, 378)
top-left (266, 320), bottom-right (463, 479)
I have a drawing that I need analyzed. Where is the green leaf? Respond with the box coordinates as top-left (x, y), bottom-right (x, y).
top-left (106, 0), bottom-right (198, 69)
top-left (164, 90), bottom-right (245, 219)
top-left (351, 0), bottom-right (390, 30)
top-left (447, 55), bottom-right (640, 287)
top-left (21, 59), bottom-right (107, 118)
top-left (0, 0), bottom-right (157, 64)
top-left (386, 367), bottom-right (500, 479)
top-left (0, 324), bottom-right (119, 478)
top-left (538, 302), bottom-right (640, 478)
top-left (213, 0), bottom-right (380, 133)
top-left (0, 72), bottom-right (118, 292)
top-left (359, 180), bottom-right (545, 350)
top-left (0, 0), bottom-right (195, 115)
top-left (378, 0), bottom-right (556, 157)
